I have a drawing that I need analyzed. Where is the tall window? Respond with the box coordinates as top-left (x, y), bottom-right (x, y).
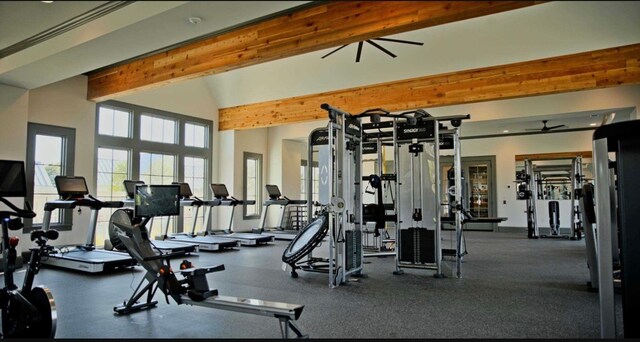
top-left (243, 152), bottom-right (262, 219)
top-left (139, 152), bottom-right (175, 184)
top-left (95, 100), bottom-right (212, 246)
top-left (183, 156), bottom-right (206, 232)
top-left (95, 148), bottom-right (130, 244)
top-left (26, 123), bottom-right (75, 231)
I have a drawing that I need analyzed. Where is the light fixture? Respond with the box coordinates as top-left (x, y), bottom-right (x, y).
top-left (188, 16), bottom-right (202, 25)
top-left (503, 130), bottom-right (509, 133)
top-left (41, 1), bottom-right (54, 3)
top-left (589, 123), bottom-right (597, 126)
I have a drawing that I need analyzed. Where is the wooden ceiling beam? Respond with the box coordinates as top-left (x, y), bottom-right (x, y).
top-left (218, 43), bottom-right (640, 130)
top-left (86, 1), bottom-right (545, 101)
top-left (515, 151), bottom-right (593, 162)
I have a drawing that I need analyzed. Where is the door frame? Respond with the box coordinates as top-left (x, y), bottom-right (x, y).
top-left (441, 155), bottom-right (498, 231)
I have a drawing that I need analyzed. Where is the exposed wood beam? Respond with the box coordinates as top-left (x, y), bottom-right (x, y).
top-left (87, 1), bottom-right (545, 101)
top-left (218, 43), bottom-right (640, 130)
top-left (515, 151), bottom-right (593, 162)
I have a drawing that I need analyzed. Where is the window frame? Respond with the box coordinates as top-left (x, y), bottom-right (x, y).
top-left (243, 152), bottom-right (262, 219)
top-left (25, 122), bottom-right (76, 232)
top-left (97, 104), bottom-right (133, 138)
top-left (95, 100), bottom-right (212, 238)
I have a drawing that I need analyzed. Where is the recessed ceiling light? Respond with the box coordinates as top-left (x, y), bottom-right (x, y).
top-left (503, 130), bottom-right (509, 133)
top-left (188, 16), bottom-right (202, 25)
top-left (589, 123), bottom-right (597, 126)
top-left (41, 1), bottom-right (54, 3)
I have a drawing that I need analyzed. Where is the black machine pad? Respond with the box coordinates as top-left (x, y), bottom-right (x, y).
top-left (0, 160), bottom-right (27, 197)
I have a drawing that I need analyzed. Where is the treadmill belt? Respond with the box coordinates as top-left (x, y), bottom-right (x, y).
top-left (51, 250), bottom-right (133, 263)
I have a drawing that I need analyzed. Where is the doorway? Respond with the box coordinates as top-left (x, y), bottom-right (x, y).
top-left (441, 155), bottom-right (497, 231)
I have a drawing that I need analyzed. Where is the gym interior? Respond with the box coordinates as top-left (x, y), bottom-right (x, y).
top-left (0, 1), bottom-right (638, 339)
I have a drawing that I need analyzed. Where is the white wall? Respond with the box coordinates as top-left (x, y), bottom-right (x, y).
top-left (230, 128), bottom-right (269, 232)
top-left (0, 84), bottom-right (29, 161)
top-left (0, 84), bottom-right (30, 254)
top-left (27, 76), bottom-right (97, 246)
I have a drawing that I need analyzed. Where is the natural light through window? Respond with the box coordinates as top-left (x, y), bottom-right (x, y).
top-left (140, 114), bottom-right (176, 144)
top-left (98, 106), bottom-right (130, 137)
top-left (185, 123), bottom-right (206, 148)
top-left (33, 135), bottom-right (63, 224)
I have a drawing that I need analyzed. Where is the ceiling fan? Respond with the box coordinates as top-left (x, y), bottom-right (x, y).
top-left (321, 37), bottom-right (424, 63)
top-left (525, 120), bottom-right (567, 132)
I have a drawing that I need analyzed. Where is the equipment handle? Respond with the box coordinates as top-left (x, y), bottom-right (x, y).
top-left (0, 197), bottom-right (37, 219)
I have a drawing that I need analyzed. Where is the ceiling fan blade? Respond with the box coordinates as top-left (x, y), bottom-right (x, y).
top-left (524, 128), bottom-right (542, 131)
top-left (355, 41), bottom-right (364, 63)
top-left (547, 124), bottom-right (567, 130)
top-left (366, 40), bottom-right (396, 58)
top-left (373, 37), bottom-right (424, 46)
top-left (321, 44), bottom-right (348, 59)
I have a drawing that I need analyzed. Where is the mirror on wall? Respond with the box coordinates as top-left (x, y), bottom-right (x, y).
top-left (514, 152), bottom-right (593, 201)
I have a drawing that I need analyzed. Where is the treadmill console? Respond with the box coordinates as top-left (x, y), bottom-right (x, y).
top-left (172, 182), bottom-right (193, 199)
top-left (265, 184), bottom-right (282, 200)
top-left (135, 184), bottom-right (180, 218)
top-left (124, 180), bottom-right (145, 199)
top-left (55, 176), bottom-right (89, 199)
top-left (211, 183), bottom-right (229, 199)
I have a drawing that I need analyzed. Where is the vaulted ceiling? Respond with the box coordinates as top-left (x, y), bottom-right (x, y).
top-left (1, 1), bottom-right (639, 137)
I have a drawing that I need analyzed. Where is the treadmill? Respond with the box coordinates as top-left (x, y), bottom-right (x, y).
top-left (206, 183), bottom-right (274, 246)
top-left (256, 184), bottom-right (307, 241)
top-left (41, 176), bottom-right (137, 273)
top-left (120, 180), bottom-right (199, 255)
top-left (162, 182), bottom-right (239, 251)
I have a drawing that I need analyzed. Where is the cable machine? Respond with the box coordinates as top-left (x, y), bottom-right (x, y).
top-left (592, 120), bottom-right (640, 338)
top-left (516, 157), bottom-right (584, 240)
top-left (282, 104), bottom-right (364, 288)
top-left (392, 111), bottom-right (470, 278)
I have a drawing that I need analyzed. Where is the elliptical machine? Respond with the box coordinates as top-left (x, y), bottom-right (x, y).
top-left (0, 160), bottom-right (58, 338)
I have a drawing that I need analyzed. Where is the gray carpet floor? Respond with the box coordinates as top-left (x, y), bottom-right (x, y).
top-left (6, 230), bottom-right (608, 339)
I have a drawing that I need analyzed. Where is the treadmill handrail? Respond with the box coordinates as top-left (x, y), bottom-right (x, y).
top-left (43, 200), bottom-right (77, 211)
top-left (56, 196), bottom-right (123, 210)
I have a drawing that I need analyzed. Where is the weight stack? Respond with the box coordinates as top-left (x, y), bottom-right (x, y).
top-left (345, 230), bottom-right (362, 270)
top-left (399, 228), bottom-right (435, 264)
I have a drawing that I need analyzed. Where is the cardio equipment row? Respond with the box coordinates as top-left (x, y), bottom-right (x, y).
top-left (34, 176), bottom-right (307, 275)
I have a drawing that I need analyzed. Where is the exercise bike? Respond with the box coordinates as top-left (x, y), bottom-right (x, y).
top-left (0, 166), bottom-right (58, 338)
